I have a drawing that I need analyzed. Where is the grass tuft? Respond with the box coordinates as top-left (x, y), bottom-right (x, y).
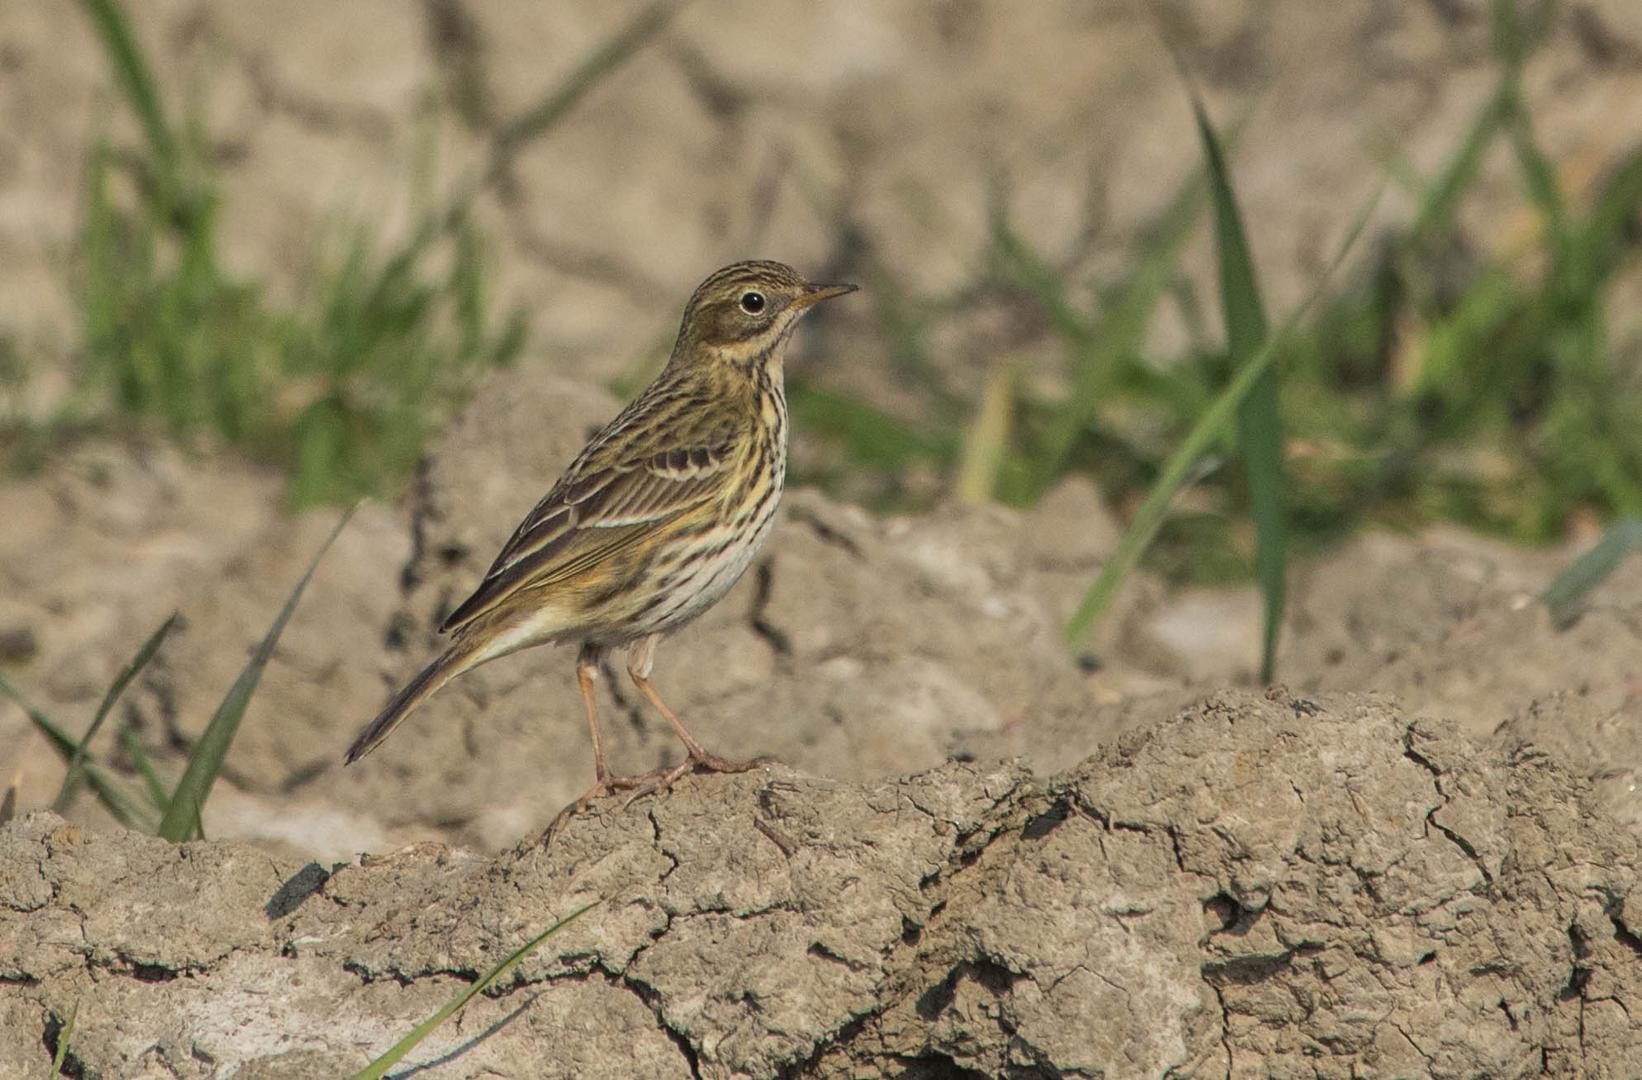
top-left (4, 513), bottom-right (349, 842)
top-left (1066, 187), bottom-right (1383, 645)
top-left (4, 673), bottom-right (165, 834)
top-left (74, 125), bottom-right (526, 508)
top-left (63, 0), bottom-right (693, 507)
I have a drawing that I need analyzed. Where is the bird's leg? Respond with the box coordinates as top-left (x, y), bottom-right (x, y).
top-left (626, 634), bottom-right (757, 776)
top-left (555, 637), bottom-right (760, 827)
top-left (577, 643), bottom-right (610, 784)
top-left (564, 643), bottom-right (651, 815)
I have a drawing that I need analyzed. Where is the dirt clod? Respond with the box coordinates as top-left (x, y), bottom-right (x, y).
top-left (2, 692), bottom-right (1636, 1078)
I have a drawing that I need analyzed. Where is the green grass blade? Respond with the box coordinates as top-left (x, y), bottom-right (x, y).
top-left (2, 674), bottom-right (161, 832)
top-left (46, 999), bottom-right (78, 1080)
top-left (121, 718), bottom-right (191, 835)
top-left (53, 612), bottom-right (178, 813)
top-left (348, 901), bottom-right (597, 1080)
top-left (156, 510), bottom-right (352, 842)
top-left (1506, 110), bottom-right (1565, 239)
top-left (1579, 147), bottom-right (1642, 272)
top-left (1410, 95), bottom-right (1505, 246)
top-left (956, 360), bottom-right (1015, 503)
top-left (1066, 185), bottom-right (1382, 645)
top-left (77, 0), bottom-right (178, 190)
top-left (1540, 520), bottom-right (1642, 629)
top-left (1502, 69), bottom-right (1568, 248)
top-left (118, 722), bottom-right (171, 813)
top-left (1183, 81), bottom-right (1284, 681)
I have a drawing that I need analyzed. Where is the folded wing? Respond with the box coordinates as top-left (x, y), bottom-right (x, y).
top-left (439, 442), bottom-right (734, 634)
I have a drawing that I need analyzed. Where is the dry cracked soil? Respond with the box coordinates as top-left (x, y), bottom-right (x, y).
top-left (4, 361), bottom-right (1642, 1078)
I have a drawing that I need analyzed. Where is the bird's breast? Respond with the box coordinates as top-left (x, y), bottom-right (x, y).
top-left (617, 392), bottom-right (786, 639)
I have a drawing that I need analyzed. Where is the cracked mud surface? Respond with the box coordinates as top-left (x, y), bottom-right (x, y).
top-left (3, 692), bottom-right (1639, 1078)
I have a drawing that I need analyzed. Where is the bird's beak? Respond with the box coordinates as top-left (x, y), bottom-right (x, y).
top-left (792, 281), bottom-right (859, 309)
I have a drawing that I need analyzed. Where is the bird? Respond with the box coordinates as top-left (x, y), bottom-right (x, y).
top-left (343, 260), bottom-right (857, 812)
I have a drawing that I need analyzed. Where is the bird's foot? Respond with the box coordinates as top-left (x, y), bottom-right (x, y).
top-left (547, 753), bottom-right (770, 837)
top-left (545, 772), bottom-right (651, 836)
top-left (570, 771), bottom-right (653, 813)
top-left (614, 750), bottom-right (763, 808)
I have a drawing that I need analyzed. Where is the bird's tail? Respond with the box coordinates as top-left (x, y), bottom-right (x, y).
top-left (344, 642), bottom-right (479, 765)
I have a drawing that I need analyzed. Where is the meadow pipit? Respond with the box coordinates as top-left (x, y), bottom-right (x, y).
top-left (344, 261), bottom-right (856, 810)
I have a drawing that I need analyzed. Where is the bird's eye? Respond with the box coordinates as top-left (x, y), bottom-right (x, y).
top-left (739, 290), bottom-right (766, 314)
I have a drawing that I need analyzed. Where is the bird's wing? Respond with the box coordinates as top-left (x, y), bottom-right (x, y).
top-left (439, 438), bottom-right (736, 634)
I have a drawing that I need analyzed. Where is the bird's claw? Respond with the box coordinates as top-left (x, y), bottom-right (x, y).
top-left (550, 752), bottom-right (764, 832)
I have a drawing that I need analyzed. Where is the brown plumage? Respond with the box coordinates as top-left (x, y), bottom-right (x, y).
top-left (343, 261), bottom-right (856, 811)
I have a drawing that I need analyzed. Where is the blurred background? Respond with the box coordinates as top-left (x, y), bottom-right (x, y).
top-left (4, 0), bottom-right (1640, 531)
top-left (5, 0), bottom-right (1642, 855)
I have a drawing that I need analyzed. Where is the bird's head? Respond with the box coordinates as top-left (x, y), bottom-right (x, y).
top-left (670, 260), bottom-right (856, 372)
